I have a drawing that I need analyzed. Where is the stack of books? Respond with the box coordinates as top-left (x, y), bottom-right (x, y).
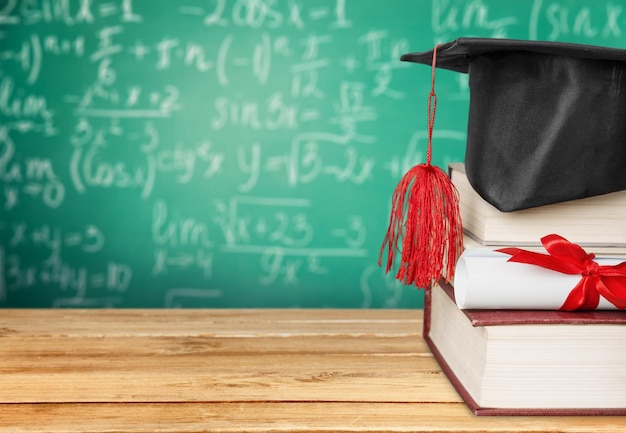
top-left (423, 163), bottom-right (626, 416)
top-left (449, 163), bottom-right (626, 254)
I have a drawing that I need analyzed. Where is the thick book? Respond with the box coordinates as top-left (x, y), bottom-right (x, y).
top-left (423, 281), bottom-right (626, 416)
top-left (449, 163), bottom-right (626, 251)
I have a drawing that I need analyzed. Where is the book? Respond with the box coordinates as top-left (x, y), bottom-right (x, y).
top-left (449, 163), bottom-right (626, 250)
top-left (424, 281), bottom-right (626, 416)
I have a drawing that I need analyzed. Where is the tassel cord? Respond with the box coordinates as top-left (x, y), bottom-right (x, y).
top-left (379, 42), bottom-right (463, 289)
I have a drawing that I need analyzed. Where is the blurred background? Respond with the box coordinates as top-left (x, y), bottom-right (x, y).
top-left (1, 0), bottom-right (622, 308)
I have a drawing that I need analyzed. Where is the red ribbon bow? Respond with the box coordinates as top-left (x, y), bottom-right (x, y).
top-left (497, 234), bottom-right (626, 311)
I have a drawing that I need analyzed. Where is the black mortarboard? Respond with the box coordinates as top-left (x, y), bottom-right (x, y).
top-left (401, 38), bottom-right (626, 212)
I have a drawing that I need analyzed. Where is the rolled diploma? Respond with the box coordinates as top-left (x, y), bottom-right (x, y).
top-left (454, 249), bottom-right (625, 310)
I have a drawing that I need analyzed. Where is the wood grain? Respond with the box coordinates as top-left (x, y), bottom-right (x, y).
top-left (0, 309), bottom-right (624, 432)
top-left (1, 403), bottom-right (625, 433)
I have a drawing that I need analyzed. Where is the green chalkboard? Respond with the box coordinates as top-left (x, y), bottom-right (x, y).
top-left (1, 0), bottom-right (625, 308)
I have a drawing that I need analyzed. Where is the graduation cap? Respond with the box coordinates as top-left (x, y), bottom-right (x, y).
top-left (380, 38), bottom-right (626, 290)
top-left (402, 37), bottom-right (626, 212)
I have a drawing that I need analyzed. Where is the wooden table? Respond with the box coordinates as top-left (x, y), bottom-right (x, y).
top-left (1, 309), bottom-right (624, 432)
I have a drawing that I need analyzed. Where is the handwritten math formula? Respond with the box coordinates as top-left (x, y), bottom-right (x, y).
top-left (1, 0), bottom-right (624, 308)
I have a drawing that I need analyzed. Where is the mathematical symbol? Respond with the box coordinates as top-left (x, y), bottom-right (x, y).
top-left (299, 109), bottom-right (320, 122)
top-left (307, 256), bottom-right (328, 275)
top-left (233, 216), bottom-right (251, 243)
top-left (149, 92), bottom-right (161, 105)
top-left (255, 218), bottom-right (268, 236)
top-left (604, 4), bottom-right (622, 37)
top-left (196, 250), bottom-right (213, 277)
top-left (90, 26), bottom-right (123, 62)
top-left (283, 260), bottom-right (301, 285)
top-left (30, 225), bottom-right (50, 246)
top-left (167, 253), bottom-right (194, 268)
top-left (196, 141), bottom-right (225, 178)
top-left (64, 232), bottom-right (82, 247)
top-left (13, 121), bottom-right (35, 132)
top-left (340, 55), bottom-right (359, 73)
top-left (90, 274), bottom-right (106, 288)
top-left (9, 223), bottom-right (27, 247)
top-left (265, 155), bottom-right (286, 171)
top-left (309, 7), bottom-right (329, 20)
top-left (98, 3), bottom-right (118, 17)
top-left (128, 40), bottom-right (150, 61)
top-left (273, 36), bottom-right (291, 56)
top-left (288, 2), bottom-right (304, 28)
top-left (152, 250), bottom-right (167, 276)
top-left (4, 187), bottom-right (19, 210)
top-left (383, 157), bottom-right (401, 178)
top-left (83, 225), bottom-right (105, 253)
top-left (108, 118), bottom-right (123, 135)
top-left (22, 184), bottom-right (42, 196)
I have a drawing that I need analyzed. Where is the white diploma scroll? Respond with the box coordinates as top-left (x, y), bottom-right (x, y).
top-left (454, 249), bottom-right (625, 310)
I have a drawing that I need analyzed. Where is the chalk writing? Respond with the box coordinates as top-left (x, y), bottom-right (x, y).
top-left (73, 82), bottom-right (182, 118)
top-left (431, 0), bottom-right (518, 39)
top-left (178, 0), bottom-right (351, 29)
top-left (152, 199), bottom-right (215, 248)
top-left (152, 248), bottom-right (214, 278)
top-left (0, 126), bottom-right (64, 209)
top-left (263, 132), bottom-right (376, 188)
top-left (214, 196), bottom-right (315, 248)
top-left (69, 134), bottom-right (157, 198)
top-left (0, 0), bottom-right (141, 25)
top-left (529, 0), bottom-right (623, 40)
top-left (383, 130), bottom-right (466, 178)
top-left (0, 75), bottom-right (53, 119)
top-left (259, 247), bottom-right (321, 286)
top-left (2, 248), bottom-right (131, 300)
top-left (211, 92), bottom-right (298, 131)
top-left (2, 0), bottom-right (616, 308)
top-left (4, 222), bottom-right (104, 254)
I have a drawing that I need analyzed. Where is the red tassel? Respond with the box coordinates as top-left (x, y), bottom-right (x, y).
top-left (379, 44), bottom-right (463, 289)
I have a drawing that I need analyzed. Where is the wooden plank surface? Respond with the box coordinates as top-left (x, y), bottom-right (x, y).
top-left (0, 309), bottom-right (422, 337)
top-left (1, 309), bottom-right (445, 404)
top-left (0, 309), bottom-right (625, 433)
top-left (1, 402), bottom-right (626, 433)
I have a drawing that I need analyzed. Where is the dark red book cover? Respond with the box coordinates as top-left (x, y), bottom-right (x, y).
top-left (423, 280), bottom-right (626, 416)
